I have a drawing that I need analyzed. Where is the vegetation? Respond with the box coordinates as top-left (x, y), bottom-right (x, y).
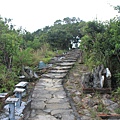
top-left (0, 6), bottom-right (120, 94)
top-left (0, 16), bottom-right (83, 92)
top-left (80, 17), bottom-right (120, 88)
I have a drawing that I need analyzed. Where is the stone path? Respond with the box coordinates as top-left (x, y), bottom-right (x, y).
top-left (27, 50), bottom-right (81, 120)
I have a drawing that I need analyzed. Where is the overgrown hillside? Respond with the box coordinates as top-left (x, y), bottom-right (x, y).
top-left (0, 12), bottom-right (120, 95)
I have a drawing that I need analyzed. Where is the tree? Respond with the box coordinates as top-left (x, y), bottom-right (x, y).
top-left (54, 20), bottom-right (62, 25)
top-left (114, 5), bottom-right (120, 13)
top-left (0, 17), bottom-right (21, 70)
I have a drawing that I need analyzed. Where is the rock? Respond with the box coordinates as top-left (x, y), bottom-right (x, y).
top-left (82, 72), bottom-right (93, 88)
top-left (36, 110), bottom-right (48, 115)
top-left (51, 109), bottom-right (73, 115)
top-left (53, 91), bottom-right (67, 99)
top-left (28, 114), bottom-right (57, 120)
top-left (92, 65), bottom-right (103, 88)
top-left (30, 109), bottom-right (36, 117)
top-left (81, 97), bottom-right (90, 105)
top-left (81, 116), bottom-right (92, 120)
top-left (75, 91), bottom-right (81, 95)
top-left (32, 93), bottom-right (52, 99)
top-left (54, 113), bottom-right (62, 119)
top-left (32, 89), bottom-right (49, 94)
top-left (53, 79), bottom-right (62, 85)
top-left (61, 113), bottom-right (75, 120)
top-left (22, 66), bottom-right (38, 79)
top-left (45, 87), bottom-right (64, 93)
top-left (93, 105), bottom-right (98, 109)
top-left (73, 73), bottom-right (79, 77)
top-left (31, 101), bottom-right (46, 109)
top-left (83, 109), bottom-right (91, 116)
top-left (46, 98), bottom-right (69, 104)
top-left (73, 96), bottom-right (81, 103)
top-left (46, 103), bottom-right (71, 110)
top-left (102, 99), bottom-right (115, 106)
top-left (102, 94), bottom-right (111, 99)
top-left (87, 94), bottom-right (92, 98)
top-left (106, 103), bottom-right (119, 112)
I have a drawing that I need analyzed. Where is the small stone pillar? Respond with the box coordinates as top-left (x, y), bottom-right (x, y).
top-left (0, 93), bottom-right (8, 109)
top-left (15, 81), bottom-right (28, 96)
top-left (14, 88), bottom-right (25, 108)
top-left (6, 97), bottom-right (19, 120)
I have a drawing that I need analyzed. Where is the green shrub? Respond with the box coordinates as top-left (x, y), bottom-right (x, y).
top-left (115, 108), bottom-right (120, 114)
top-left (0, 71), bottom-right (18, 92)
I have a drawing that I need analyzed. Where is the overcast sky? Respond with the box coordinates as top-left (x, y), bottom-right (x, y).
top-left (0, 0), bottom-right (119, 32)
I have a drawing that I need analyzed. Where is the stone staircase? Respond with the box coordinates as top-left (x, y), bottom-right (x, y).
top-left (27, 49), bottom-right (81, 120)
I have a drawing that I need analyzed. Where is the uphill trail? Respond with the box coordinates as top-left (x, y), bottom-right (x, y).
top-left (24, 49), bottom-right (120, 120)
top-left (24, 49), bottom-right (82, 120)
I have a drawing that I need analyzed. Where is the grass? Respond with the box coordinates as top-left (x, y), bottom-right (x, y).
top-left (89, 109), bottom-right (97, 118)
top-left (115, 108), bottom-right (120, 114)
top-left (97, 104), bottom-right (104, 112)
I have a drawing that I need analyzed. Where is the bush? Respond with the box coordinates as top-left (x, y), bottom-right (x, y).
top-left (0, 71), bottom-right (18, 92)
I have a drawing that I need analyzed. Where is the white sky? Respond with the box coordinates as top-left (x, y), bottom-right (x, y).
top-left (0, 0), bottom-right (119, 32)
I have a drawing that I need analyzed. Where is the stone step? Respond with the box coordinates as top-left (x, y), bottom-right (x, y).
top-left (41, 73), bottom-right (67, 79)
top-left (26, 50), bottom-right (81, 120)
top-left (52, 66), bottom-right (72, 70)
top-left (55, 62), bottom-right (75, 66)
top-left (48, 69), bottom-right (68, 73)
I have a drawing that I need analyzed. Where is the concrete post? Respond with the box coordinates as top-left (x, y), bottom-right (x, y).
top-left (6, 97), bottom-right (19, 120)
top-left (14, 88), bottom-right (25, 108)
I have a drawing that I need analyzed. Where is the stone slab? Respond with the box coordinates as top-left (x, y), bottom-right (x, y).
top-left (56, 62), bottom-right (74, 66)
top-left (53, 91), bottom-right (67, 99)
top-left (6, 97), bottom-right (19, 103)
top-left (31, 101), bottom-right (45, 109)
top-left (61, 59), bottom-right (76, 62)
top-left (51, 109), bottom-right (73, 115)
top-left (32, 90), bottom-right (49, 94)
top-left (32, 93), bottom-right (52, 99)
top-left (52, 66), bottom-right (71, 70)
top-left (46, 98), bottom-right (69, 104)
top-left (42, 73), bottom-right (66, 79)
top-left (15, 81), bottom-right (28, 88)
top-left (61, 113), bottom-right (75, 120)
top-left (28, 114), bottom-right (57, 120)
top-left (49, 70), bottom-right (68, 73)
top-left (46, 103), bottom-right (71, 110)
top-left (0, 93), bottom-right (8, 98)
top-left (14, 88), bottom-right (25, 93)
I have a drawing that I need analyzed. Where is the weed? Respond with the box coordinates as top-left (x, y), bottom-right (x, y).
top-left (89, 109), bottom-right (97, 118)
top-left (67, 86), bottom-right (73, 89)
top-left (97, 104), bottom-right (104, 112)
top-left (116, 87), bottom-right (120, 95)
top-left (71, 93), bottom-right (76, 97)
top-left (115, 108), bottom-right (120, 114)
top-left (77, 102), bottom-right (83, 108)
